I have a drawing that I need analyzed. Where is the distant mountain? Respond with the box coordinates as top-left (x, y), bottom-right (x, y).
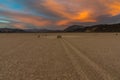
top-left (0, 28), bottom-right (25, 33)
top-left (24, 29), bottom-right (62, 33)
top-left (64, 25), bottom-right (86, 32)
top-left (0, 28), bottom-right (62, 33)
top-left (64, 23), bottom-right (120, 32)
top-left (1, 23), bottom-right (120, 33)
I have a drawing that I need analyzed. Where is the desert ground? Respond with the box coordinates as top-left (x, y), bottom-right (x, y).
top-left (0, 33), bottom-right (120, 80)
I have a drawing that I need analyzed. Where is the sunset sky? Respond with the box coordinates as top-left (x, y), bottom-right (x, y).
top-left (0, 0), bottom-right (120, 29)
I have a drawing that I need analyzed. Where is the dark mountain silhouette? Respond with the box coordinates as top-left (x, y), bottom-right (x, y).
top-left (0, 28), bottom-right (62, 33)
top-left (0, 28), bottom-right (25, 33)
top-left (64, 23), bottom-right (120, 32)
top-left (1, 23), bottom-right (120, 33)
top-left (64, 25), bottom-right (86, 32)
top-left (24, 29), bottom-right (62, 33)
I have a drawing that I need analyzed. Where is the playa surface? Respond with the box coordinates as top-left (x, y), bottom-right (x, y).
top-left (0, 33), bottom-right (120, 80)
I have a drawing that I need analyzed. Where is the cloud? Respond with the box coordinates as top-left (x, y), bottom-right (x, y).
top-left (12, 23), bottom-right (26, 29)
top-left (108, 1), bottom-right (120, 16)
top-left (0, 10), bottom-right (51, 28)
top-left (0, 0), bottom-right (120, 29)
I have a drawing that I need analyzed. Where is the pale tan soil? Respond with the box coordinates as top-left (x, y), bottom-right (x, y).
top-left (0, 33), bottom-right (120, 80)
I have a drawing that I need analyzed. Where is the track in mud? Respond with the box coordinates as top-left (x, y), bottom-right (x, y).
top-left (61, 39), bottom-right (118, 80)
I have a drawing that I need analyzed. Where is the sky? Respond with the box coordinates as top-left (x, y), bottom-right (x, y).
top-left (0, 0), bottom-right (120, 30)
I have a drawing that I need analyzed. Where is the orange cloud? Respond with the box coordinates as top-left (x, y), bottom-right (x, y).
top-left (13, 15), bottom-right (50, 27)
top-left (1, 11), bottom-right (51, 27)
top-left (43, 0), bottom-right (71, 18)
top-left (43, 0), bottom-right (96, 26)
top-left (13, 23), bottom-right (26, 29)
top-left (108, 2), bottom-right (120, 16)
top-left (72, 10), bottom-right (96, 22)
top-left (56, 20), bottom-right (71, 26)
top-left (99, 0), bottom-right (120, 16)
top-left (56, 10), bottom-right (96, 26)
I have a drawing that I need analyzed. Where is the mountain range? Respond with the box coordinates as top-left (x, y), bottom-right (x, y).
top-left (64, 23), bottom-right (120, 32)
top-left (0, 23), bottom-right (120, 33)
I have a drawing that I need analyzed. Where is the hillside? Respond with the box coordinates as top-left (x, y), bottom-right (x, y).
top-left (64, 23), bottom-right (120, 32)
top-left (0, 28), bottom-right (62, 33)
top-left (0, 28), bottom-right (25, 33)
